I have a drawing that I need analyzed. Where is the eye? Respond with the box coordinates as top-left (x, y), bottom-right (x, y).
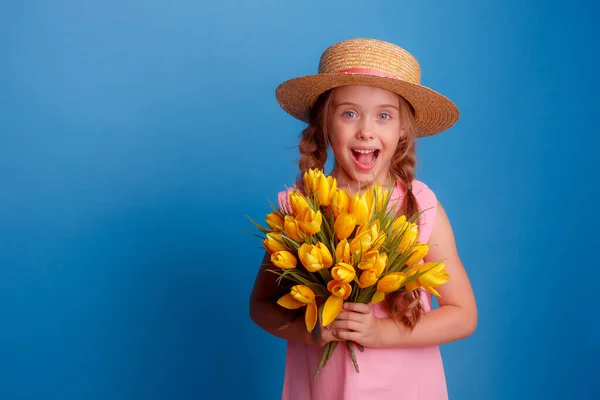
top-left (343, 111), bottom-right (357, 118)
top-left (379, 113), bottom-right (392, 120)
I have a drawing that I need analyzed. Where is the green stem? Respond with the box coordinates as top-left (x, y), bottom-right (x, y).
top-left (347, 341), bottom-right (360, 373)
top-left (313, 341), bottom-right (339, 380)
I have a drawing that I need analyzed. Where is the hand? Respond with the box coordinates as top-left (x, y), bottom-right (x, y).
top-left (327, 302), bottom-right (383, 347)
top-left (311, 313), bottom-right (340, 347)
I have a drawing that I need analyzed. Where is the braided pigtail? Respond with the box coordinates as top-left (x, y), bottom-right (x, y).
top-left (384, 95), bottom-right (425, 330)
top-left (297, 90), bottom-right (335, 178)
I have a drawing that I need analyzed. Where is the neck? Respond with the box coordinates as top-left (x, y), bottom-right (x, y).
top-left (330, 166), bottom-right (397, 196)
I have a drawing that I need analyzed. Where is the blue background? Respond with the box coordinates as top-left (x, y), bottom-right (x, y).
top-left (1, 0), bottom-right (598, 399)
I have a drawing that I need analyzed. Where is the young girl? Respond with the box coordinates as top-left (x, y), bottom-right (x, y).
top-left (249, 38), bottom-right (477, 400)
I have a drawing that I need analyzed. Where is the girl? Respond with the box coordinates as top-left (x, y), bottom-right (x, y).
top-left (249, 38), bottom-right (477, 400)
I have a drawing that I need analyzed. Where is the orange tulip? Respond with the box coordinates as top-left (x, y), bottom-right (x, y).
top-left (277, 285), bottom-right (318, 333)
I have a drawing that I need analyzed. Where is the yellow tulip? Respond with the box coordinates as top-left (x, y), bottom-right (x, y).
top-left (392, 215), bottom-right (407, 232)
top-left (327, 280), bottom-right (352, 299)
top-left (355, 220), bottom-right (386, 251)
top-left (406, 262), bottom-right (449, 297)
top-left (358, 250), bottom-right (387, 275)
top-left (358, 269), bottom-right (379, 288)
top-left (371, 272), bottom-right (407, 304)
top-left (289, 191), bottom-right (311, 216)
top-left (405, 242), bottom-right (429, 266)
top-left (304, 169), bottom-right (332, 207)
top-left (357, 249), bottom-right (377, 270)
top-left (331, 262), bottom-right (355, 284)
top-left (282, 215), bottom-right (303, 242)
top-left (334, 212), bottom-right (356, 240)
top-left (335, 239), bottom-right (353, 264)
top-left (365, 184), bottom-right (389, 214)
top-left (277, 285), bottom-right (318, 333)
top-left (303, 169), bottom-right (321, 195)
top-left (326, 176), bottom-right (338, 205)
top-left (263, 233), bottom-right (288, 253)
top-left (377, 272), bottom-right (406, 292)
top-left (350, 192), bottom-right (370, 226)
top-left (316, 174), bottom-right (331, 207)
top-left (331, 189), bottom-right (350, 217)
top-left (270, 250), bottom-right (297, 269)
top-left (315, 242), bottom-right (333, 269)
top-left (298, 243), bottom-right (331, 272)
top-left (350, 228), bottom-right (375, 253)
top-left (322, 281), bottom-right (352, 326)
top-left (266, 211), bottom-right (284, 232)
top-left (397, 222), bottom-right (419, 253)
top-left (296, 208), bottom-right (322, 236)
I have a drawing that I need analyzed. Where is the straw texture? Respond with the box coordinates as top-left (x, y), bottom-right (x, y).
top-left (275, 38), bottom-right (459, 137)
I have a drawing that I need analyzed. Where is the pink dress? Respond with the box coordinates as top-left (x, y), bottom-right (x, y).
top-left (276, 179), bottom-right (447, 400)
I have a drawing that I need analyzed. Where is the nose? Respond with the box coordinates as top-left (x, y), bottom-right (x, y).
top-left (356, 119), bottom-right (375, 140)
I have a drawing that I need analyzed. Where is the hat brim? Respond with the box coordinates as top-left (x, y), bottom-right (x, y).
top-left (275, 73), bottom-right (459, 137)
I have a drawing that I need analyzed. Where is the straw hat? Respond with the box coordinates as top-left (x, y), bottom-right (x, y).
top-left (275, 38), bottom-right (459, 137)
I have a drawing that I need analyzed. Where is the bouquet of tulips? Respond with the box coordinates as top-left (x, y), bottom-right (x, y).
top-left (250, 168), bottom-right (450, 379)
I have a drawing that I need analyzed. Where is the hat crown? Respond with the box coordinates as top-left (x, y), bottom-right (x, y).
top-left (318, 38), bottom-right (421, 85)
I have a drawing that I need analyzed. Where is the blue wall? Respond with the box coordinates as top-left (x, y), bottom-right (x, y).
top-left (1, 0), bottom-right (598, 398)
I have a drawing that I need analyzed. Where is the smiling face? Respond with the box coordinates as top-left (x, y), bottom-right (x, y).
top-left (326, 85), bottom-right (404, 193)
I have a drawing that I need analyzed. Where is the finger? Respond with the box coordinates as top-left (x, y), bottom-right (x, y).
top-left (343, 302), bottom-right (371, 314)
top-left (329, 319), bottom-right (361, 332)
top-left (332, 329), bottom-right (360, 342)
top-left (334, 311), bottom-right (365, 323)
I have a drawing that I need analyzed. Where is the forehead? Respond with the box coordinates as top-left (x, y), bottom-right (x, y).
top-left (332, 85), bottom-right (399, 106)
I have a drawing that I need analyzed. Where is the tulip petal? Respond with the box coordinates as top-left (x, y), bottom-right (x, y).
top-left (422, 285), bottom-right (441, 297)
top-left (306, 302), bottom-right (318, 333)
top-left (405, 280), bottom-right (420, 292)
top-left (371, 291), bottom-right (385, 304)
top-left (322, 295), bottom-right (344, 326)
top-left (277, 294), bottom-right (305, 309)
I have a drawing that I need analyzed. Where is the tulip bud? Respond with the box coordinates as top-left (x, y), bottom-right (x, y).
top-left (298, 244), bottom-right (325, 272)
top-left (405, 242), bottom-right (429, 266)
top-left (297, 208), bottom-right (322, 236)
top-left (335, 239), bottom-right (353, 264)
top-left (327, 280), bottom-right (352, 299)
top-left (358, 269), bottom-right (379, 288)
top-left (266, 212), bottom-right (284, 232)
top-left (315, 242), bottom-right (333, 268)
top-left (331, 189), bottom-right (350, 218)
top-left (350, 193), bottom-right (370, 226)
top-left (334, 212), bottom-right (356, 240)
top-left (397, 222), bottom-right (419, 253)
top-left (270, 250), bottom-right (297, 269)
top-left (289, 192), bottom-right (310, 216)
top-left (331, 262), bottom-right (356, 284)
top-left (377, 272), bottom-right (407, 292)
top-left (283, 215), bottom-right (303, 242)
top-left (263, 233), bottom-right (288, 253)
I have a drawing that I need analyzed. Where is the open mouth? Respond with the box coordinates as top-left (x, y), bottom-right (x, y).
top-left (351, 148), bottom-right (380, 166)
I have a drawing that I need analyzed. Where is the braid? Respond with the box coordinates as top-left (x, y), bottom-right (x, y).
top-left (384, 95), bottom-right (425, 330)
top-left (297, 90), bottom-right (335, 177)
top-left (298, 125), bottom-right (327, 173)
top-left (393, 141), bottom-right (420, 219)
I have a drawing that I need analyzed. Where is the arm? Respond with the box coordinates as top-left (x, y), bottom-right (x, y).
top-left (249, 251), bottom-right (336, 346)
top-left (330, 200), bottom-right (478, 348)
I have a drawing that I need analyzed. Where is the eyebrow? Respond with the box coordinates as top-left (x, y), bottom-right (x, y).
top-left (334, 101), bottom-right (399, 110)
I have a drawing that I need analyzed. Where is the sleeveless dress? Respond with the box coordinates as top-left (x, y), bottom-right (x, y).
top-left (276, 179), bottom-right (447, 400)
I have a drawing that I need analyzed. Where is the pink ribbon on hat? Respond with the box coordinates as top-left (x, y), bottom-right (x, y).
top-left (338, 68), bottom-right (397, 79)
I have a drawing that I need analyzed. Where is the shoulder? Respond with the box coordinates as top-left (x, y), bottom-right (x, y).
top-left (411, 179), bottom-right (438, 212)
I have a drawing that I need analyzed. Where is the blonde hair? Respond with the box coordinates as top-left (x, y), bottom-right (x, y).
top-left (297, 87), bottom-right (424, 329)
